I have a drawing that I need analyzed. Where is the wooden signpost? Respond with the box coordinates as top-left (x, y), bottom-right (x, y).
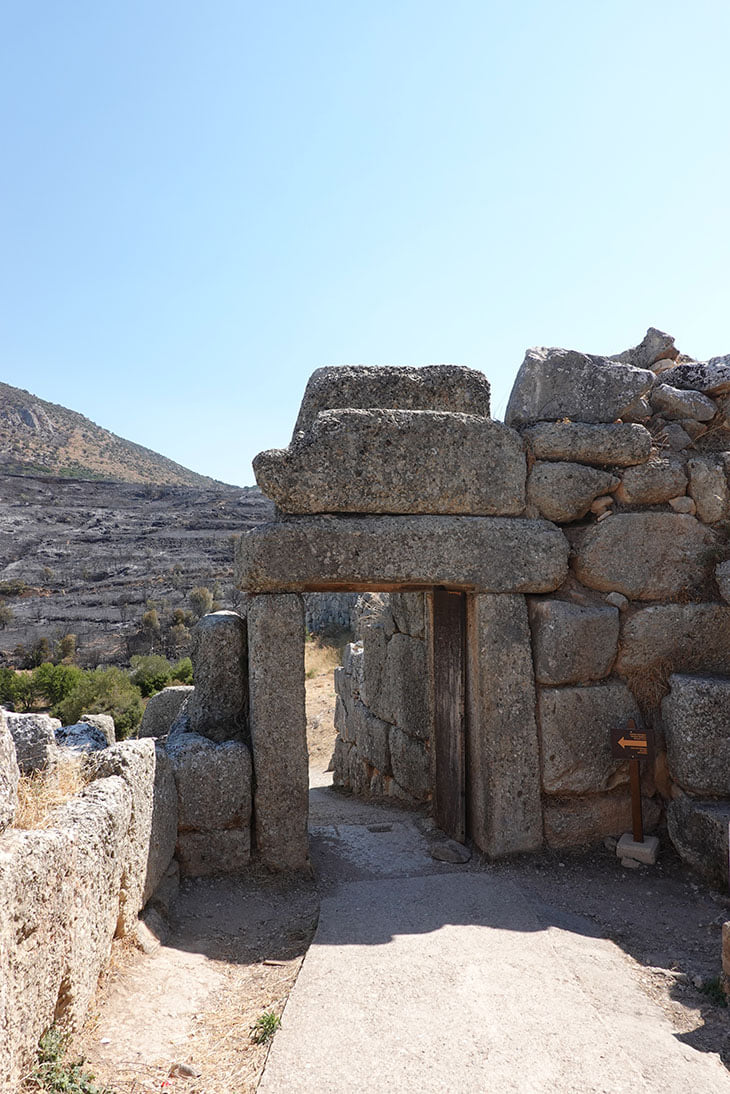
top-left (610, 718), bottom-right (654, 844)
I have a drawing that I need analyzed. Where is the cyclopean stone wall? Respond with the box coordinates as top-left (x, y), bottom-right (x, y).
top-left (240, 332), bottom-right (730, 884)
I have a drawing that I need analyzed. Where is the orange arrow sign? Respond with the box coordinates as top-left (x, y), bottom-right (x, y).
top-left (618, 736), bottom-right (647, 751)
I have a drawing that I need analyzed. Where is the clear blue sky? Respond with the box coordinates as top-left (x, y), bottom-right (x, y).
top-left (1, 1), bottom-right (729, 486)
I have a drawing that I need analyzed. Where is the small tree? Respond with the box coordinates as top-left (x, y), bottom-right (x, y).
top-left (189, 586), bottom-right (214, 619)
top-left (29, 637), bottom-right (53, 667)
top-left (140, 608), bottom-right (161, 652)
top-left (0, 600), bottom-right (13, 630)
top-left (55, 634), bottom-right (77, 663)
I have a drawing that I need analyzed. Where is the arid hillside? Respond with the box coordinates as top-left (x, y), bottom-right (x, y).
top-left (0, 380), bottom-right (232, 487)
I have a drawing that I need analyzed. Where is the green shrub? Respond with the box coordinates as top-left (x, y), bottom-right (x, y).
top-left (33, 1026), bottom-right (111, 1093)
top-left (171, 656), bottom-right (193, 685)
top-left (54, 668), bottom-right (144, 739)
top-left (0, 666), bottom-right (20, 706)
top-left (32, 662), bottom-right (84, 707)
top-left (130, 654), bottom-right (173, 697)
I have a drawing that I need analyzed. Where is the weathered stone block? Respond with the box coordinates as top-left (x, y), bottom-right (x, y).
top-left (390, 591), bottom-right (425, 638)
top-left (667, 797), bottom-right (730, 888)
top-left (176, 828), bottom-right (251, 878)
top-left (82, 739), bottom-right (156, 936)
top-left (544, 791), bottom-right (660, 849)
top-left (616, 604), bottom-right (730, 677)
top-left (78, 714), bottom-right (116, 746)
top-left (0, 709), bottom-right (18, 833)
top-left (505, 347), bottom-right (654, 427)
top-left (248, 594), bottom-right (309, 870)
top-left (389, 726), bottom-right (430, 802)
top-left (138, 686), bottom-right (193, 739)
top-left (293, 364), bottom-right (491, 435)
top-left (615, 458), bottom-right (687, 505)
top-left (365, 631), bottom-right (430, 739)
top-left (717, 561), bottom-right (730, 603)
top-left (255, 410), bottom-right (526, 516)
top-left (166, 732), bottom-right (252, 831)
top-left (538, 683), bottom-right (637, 794)
top-left (650, 384), bottom-right (717, 421)
top-left (361, 619), bottom-right (388, 716)
top-left (663, 674), bottom-right (730, 796)
top-left (687, 455), bottom-right (730, 523)
top-left (573, 513), bottom-right (712, 599)
top-left (180, 611), bottom-right (248, 743)
top-left (528, 600), bottom-right (619, 685)
top-left (143, 743), bottom-right (178, 905)
top-left (659, 356), bottom-right (730, 396)
top-left (466, 594), bottom-right (543, 856)
top-left (351, 699), bottom-right (391, 774)
top-left (522, 422), bottom-right (652, 467)
top-left (56, 722), bottom-right (108, 753)
top-left (6, 713), bottom-right (59, 774)
top-left (611, 327), bottom-right (679, 369)
top-left (527, 462), bottom-right (618, 523)
top-left (236, 515), bottom-right (569, 595)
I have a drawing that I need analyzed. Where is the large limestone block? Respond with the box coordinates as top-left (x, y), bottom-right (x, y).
top-left (166, 732), bottom-right (252, 831)
top-left (181, 611), bottom-right (248, 743)
top-left (255, 410), bottom-right (526, 516)
top-left (659, 356), bottom-right (730, 396)
top-left (544, 791), bottom-right (660, 849)
top-left (573, 513), bottom-right (712, 599)
top-left (293, 364), bottom-right (491, 435)
top-left (0, 709), bottom-right (19, 833)
top-left (687, 454), bottom-right (730, 523)
top-left (364, 630), bottom-right (430, 739)
top-left (663, 674), bottom-right (730, 796)
top-left (51, 776), bottom-right (132, 1027)
top-left (83, 739), bottom-right (156, 935)
top-left (717, 561), bottom-right (730, 603)
top-left (79, 714), bottom-right (116, 746)
top-left (523, 422), bottom-right (652, 467)
top-left (248, 595), bottom-right (309, 870)
top-left (466, 594), bottom-right (543, 857)
top-left (650, 383), bottom-right (717, 421)
top-left (529, 600), bottom-right (619, 685)
top-left (505, 347), bottom-right (654, 427)
top-left (0, 826), bottom-right (72, 1087)
top-left (667, 797), bottom-right (730, 888)
top-left (615, 458), bottom-right (687, 505)
top-left (6, 712), bottom-right (60, 773)
top-left (176, 829), bottom-right (251, 877)
top-left (611, 327), bottom-right (679, 369)
top-left (389, 726), bottom-right (430, 802)
top-left (350, 699), bottom-right (391, 774)
top-left (527, 462), bottom-right (618, 523)
top-left (237, 515), bottom-right (569, 595)
top-left (138, 686), bottom-right (194, 738)
top-left (616, 604), bottom-right (730, 677)
top-left (390, 591), bottom-right (425, 638)
top-left (56, 722), bottom-right (108, 753)
top-left (143, 743), bottom-right (178, 904)
top-left (538, 683), bottom-right (637, 794)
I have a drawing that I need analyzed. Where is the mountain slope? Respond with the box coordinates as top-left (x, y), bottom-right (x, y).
top-left (0, 380), bottom-right (233, 487)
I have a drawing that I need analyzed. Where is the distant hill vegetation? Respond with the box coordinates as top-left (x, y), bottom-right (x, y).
top-left (0, 380), bottom-right (234, 487)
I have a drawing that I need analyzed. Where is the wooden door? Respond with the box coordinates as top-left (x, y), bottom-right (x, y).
top-left (432, 588), bottom-right (466, 843)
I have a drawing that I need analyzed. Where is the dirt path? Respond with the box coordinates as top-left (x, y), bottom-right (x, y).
top-left (71, 661), bottom-right (730, 1091)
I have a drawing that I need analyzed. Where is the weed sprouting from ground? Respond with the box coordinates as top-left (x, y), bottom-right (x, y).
top-left (250, 1011), bottom-right (282, 1044)
top-left (27, 1028), bottom-right (113, 1093)
top-left (14, 759), bottom-right (84, 830)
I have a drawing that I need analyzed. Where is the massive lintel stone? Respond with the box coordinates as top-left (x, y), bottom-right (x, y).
top-left (293, 365), bottom-right (491, 435)
top-left (505, 347), bottom-right (654, 428)
top-left (659, 356), bottom-right (730, 395)
top-left (528, 599), bottom-right (619, 686)
top-left (254, 410), bottom-right (526, 516)
top-left (538, 683), bottom-right (636, 795)
top-left (236, 516), bottom-right (569, 594)
top-left (523, 422), bottom-right (652, 467)
top-left (466, 594), bottom-right (543, 857)
top-left (663, 674), bottom-right (730, 796)
top-left (616, 603), bottom-right (730, 677)
top-left (573, 513), bottom-right (712, 599)
top-left (526, 462), bottom-right (618, 523)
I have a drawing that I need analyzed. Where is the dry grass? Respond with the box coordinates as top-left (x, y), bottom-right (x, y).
top-left (14, 759), bottom-right (84, 830)
top-left (304, 632), bottom-right (347, 679)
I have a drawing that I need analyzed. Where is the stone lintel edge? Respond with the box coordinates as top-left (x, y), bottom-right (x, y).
top-left (234, 514), bottom-right (569, 595)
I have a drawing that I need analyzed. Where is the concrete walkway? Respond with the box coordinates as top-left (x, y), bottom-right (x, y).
top-left (259, 781), bottom-right (730, 1093)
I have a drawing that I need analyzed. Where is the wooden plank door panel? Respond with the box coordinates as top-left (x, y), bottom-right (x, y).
top-left (432, 588), bottom-right (466, 843)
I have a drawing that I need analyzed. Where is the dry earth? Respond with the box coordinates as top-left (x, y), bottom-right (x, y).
top-left (46, 655), bottom-right (730, 1093)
